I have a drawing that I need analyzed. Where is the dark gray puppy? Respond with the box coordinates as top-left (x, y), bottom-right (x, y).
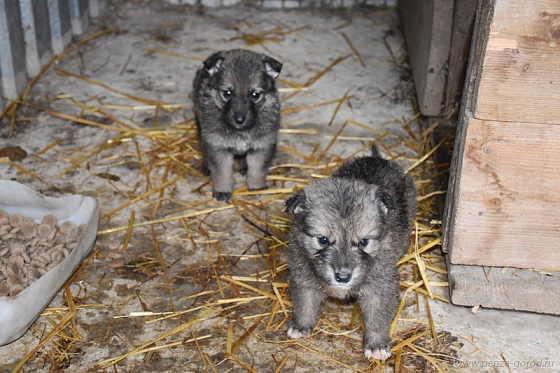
top-left (193, 49), bottom-right (283, 202)
top-left (285, 146), bottom-right (417, 361)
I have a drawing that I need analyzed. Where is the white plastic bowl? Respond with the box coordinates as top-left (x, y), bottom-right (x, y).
top-left (0, 180), bottom-right (99, 346)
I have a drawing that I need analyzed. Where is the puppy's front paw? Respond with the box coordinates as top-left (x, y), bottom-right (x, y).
top-left (247, 184), bottom-right (268, 192)
top-left (364, 343), bottom-right (391, 361)
top-left (287, 320), bottom-right (313, 339)
top-left (212, 191), bottom-right (232, 202)
top-left (246, 175), bottom-right (268, 191)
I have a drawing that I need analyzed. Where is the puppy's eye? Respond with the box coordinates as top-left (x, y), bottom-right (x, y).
top-left (358, 238), bottom-right (369, 248)
top-left (221, 90), bottom-right (232, 100)
top-left (317, 236), bottom-right (329, 246)
top-left (250, 91), bottom-right (261, 102)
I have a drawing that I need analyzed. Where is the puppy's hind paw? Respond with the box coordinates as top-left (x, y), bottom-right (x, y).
top-left (364, 344), bottom-right (391, 361)
top-left (287, 322), bottom-right (313, 339)
top-left (212, 191), bottom-right (232, 202)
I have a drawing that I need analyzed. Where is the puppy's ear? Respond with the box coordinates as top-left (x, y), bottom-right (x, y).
top-left (203, 52), bottom-right (224, 76)
top-left (285, 192), bottom-right (305, 214)
top-left (263, 57), bottom-right (282, 79)
top-left (377, 191), bottom-right (395, 215)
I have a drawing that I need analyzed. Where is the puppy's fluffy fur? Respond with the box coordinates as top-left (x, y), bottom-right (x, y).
top-left (285, 146), bottom-right (417, 361)
top-left (192, 49), bottom-right (282, 201)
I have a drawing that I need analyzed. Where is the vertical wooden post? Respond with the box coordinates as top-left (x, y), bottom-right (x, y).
top-left (0, 0), bottom-right (28, 100)
top-left (19, 0), bottom-right (53, 77)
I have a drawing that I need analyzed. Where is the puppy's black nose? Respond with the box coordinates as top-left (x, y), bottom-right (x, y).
top-left (234, 114), bottom-right (246, 124)
top-left (334, 272), bottom-right (352, 283)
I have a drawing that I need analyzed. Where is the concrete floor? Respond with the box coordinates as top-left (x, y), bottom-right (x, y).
top-left (0, 1), bottom-right (558, 372)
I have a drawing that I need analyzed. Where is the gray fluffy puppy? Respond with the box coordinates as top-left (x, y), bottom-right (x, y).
top-left (285, 146), bottom-right (417, 361)
top-left (193, 49), bottom-right (283, 202)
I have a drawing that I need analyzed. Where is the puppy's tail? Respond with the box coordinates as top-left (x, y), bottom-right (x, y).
top-left (371, 144), bottom-right (383, 159)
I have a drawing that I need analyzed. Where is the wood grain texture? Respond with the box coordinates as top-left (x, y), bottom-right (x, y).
top-left (400, 0), bottom-right (453, 116)
top-left (442, 0), bottom-right (494, 254)
top-left (448, 262), bottom-right (560, 315)
top-left (448, 118), bottom-right (560, 270)
top-left (475, 0), bottom-right (560, 124)
top-left (444, 0), bottom-right (477, 114)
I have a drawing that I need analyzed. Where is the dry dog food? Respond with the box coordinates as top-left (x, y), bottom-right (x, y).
top-left (0, 210), bottom-right (85, 298)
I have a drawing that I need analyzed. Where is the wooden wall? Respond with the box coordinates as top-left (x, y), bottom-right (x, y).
top-left (443, 0), bottom-right (560, 314)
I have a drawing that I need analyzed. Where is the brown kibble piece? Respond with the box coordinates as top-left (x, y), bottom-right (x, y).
top-left (77, 224), bottom-right (87, 236)
top-left (37, 237), bottom-right (49, 247)
top-left (6, 262), bottom-right (20, 276)
top-left (0, 246), bottom-right (9, 256)
top-left (52, 231), bottom-right (66, 245)
top-left (30, 259), bottom-right (45, 268)
top-left (8, 214), bottom-right (23, 228)
top-left (41, 215), bottom-right (57, 228)
top-left (11, 241), bottom-right (25, 254)
top-left (66, 241), bottom-right (78, 251)
top-left (9, 284), bottom-right (24, 297)
top-left (44, 247), bottom-right (55, 257)
top-left (30, 236), bottom-right (41, 247)
top-left (59, 221), bottom-right (75, 235)
top-left (0, 210), bottom-right (7, 222)
top-left (37, 268), bottom-right (47, 276)
top-left (0, 281), bottom-right (9, 297)
top-left (51, 251), bottom-right (64, 263)
top-left (37, 224), bottom-right (53, 238)
top-left (0, 225), bottom-right (10, 235)
top-left (21, 251), bottom-right (30, 263)
top-left (66, 231), bottom-right (80, 243)
top-left (9, 256), bottom-right (25, 269)
top-left (20, 218), bottom-right (37, 239)
top-left (7, 275), bottom-right (21, 286)
top-left (39, 252), bottom-right (51, 263)
top-left (27, 268), bottom-right (41, 280)
top-left (2, 232), bottom-right (15, 240)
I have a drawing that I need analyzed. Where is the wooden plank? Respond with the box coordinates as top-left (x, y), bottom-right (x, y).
top-left (474, 0), bottom-right (560, 124)
top-left (69, 0), bottom-right (90, 36)
top-left (0, 57), bottom-right (3, 111)
top-left (47, 0), bottom-right (72, 54)
top-left (443, 0), bottom-right (560, 314)
top-left (400, 0), bottom-right (454, 116)
top-left (443, 0), bottom-right (477, 114)
top-left (442, 0), bottom-right (494, 255)
top-left (447, 118), bottom-right (560, 271)
top-left (448, 262), bottom-right (560, 315)
top-left (0, 0), bottom-right (28, 99)
top-left (19, 0), bottom-right (53, 77)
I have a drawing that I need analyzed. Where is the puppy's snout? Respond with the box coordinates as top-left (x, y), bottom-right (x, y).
top-left (334, 271), bottom-right (352, 283)
top-left (234, 113), bottom-right (246, 125)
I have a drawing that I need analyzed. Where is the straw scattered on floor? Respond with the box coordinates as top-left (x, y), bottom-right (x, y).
top-left (1, 14), bottom-right (458, 373)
